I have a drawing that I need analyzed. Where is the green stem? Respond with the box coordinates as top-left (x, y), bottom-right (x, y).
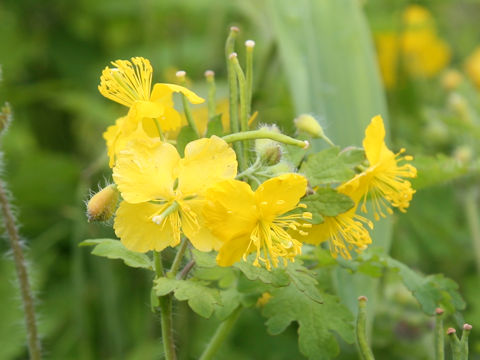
top-left (199, 306), bottom-right (243, 360)
top-left (447, 329), bottom-right (462, 360)
top-left (230, 54), bottom-right (249, 166)
top-left (154, 252), bottom-right (176, 360)
top-left (167, 238), bottom-right (188, 278)
top-left (205, 70), bottom-right (216, 122)
top-left (245, 40), bottom-right (254, 118)
top-left (356, 296), bottom-right (374, 360)
top-left (464, 188), bottom-right (480, 274)
top-left (181, 94), bottom-right (200, 138)
top-left (225, 27), bottom-right (245, 171)
top-left (460, 324), bottom-right (472, 359)
top-left (223, 129), bottom-right (309, 149)
top-left (0, 178), bottom-right (41, 360)
top-left (434, 309), bottom-right (444, 360)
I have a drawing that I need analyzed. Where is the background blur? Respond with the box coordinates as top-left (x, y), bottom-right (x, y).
top-left (1, 0), bottom-right (480, 359)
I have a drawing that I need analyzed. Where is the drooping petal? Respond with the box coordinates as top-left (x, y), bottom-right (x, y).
top-left (151, 83), bottom-right (204, 104)
top-left (178, 136), bottom-right (237, 196)
top-left (98, 57), bottom-right (153, 107)
top-left (216, 234), bottom-right (252, 267)
top-left (203, 179), bottom-right (257, 242)
top-left (254, 173), bottom-right (308, 220)
top-left (181, 199), bottom-right (222, 252)
top-left (114, 201), bottom-right (180, 252)
top-left (113, 137), bottom-right (179, 203)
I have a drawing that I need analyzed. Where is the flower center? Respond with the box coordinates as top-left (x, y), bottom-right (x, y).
top-left (99, 57), bottom-right (153, 107)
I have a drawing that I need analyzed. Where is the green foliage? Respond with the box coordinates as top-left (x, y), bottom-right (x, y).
top-left (176, 126), bottom-right (198, 156)
top-left (262, 286), bottom-right (354, 360)
top-left (412, 154), bottom-right (470, 190)
top-left (154, 278), bottom-right (221, 318)
top-left (300, 147), bottom-right (358, 186)
top-left (206, 114), bottom-right (224, 137)
top-left (80, 239), bottom-right (153, 270)
top-left (301, 188), bottom-right (354, 223)
top-left (234, 261), bottom-right (290, 287)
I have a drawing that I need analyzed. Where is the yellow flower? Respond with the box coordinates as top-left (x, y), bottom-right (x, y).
top-left (113, 135), bottom-right (237, 252)
top-left (204, 174), bottom-right (311, 270)
top-left (339, 115), bottom-right (417, 221)
top-left (375, 33), bottom-right (400, 89)
top-left (303, 207), bottom-right (373, 260)
top-left (465, 47), bottom-right (480, 89)
top-left (99, 57), bottom-right (204, 166)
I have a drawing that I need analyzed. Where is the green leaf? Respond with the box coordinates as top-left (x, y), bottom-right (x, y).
top-left (302, 188), bottom-right (354, 218)
top-left (262, 286), bottom-right (354, 360)
top-left (206, 114), bottom-right (224, 137)
top-left (216, 287), bottom-right (242, 321)
top-left (154, 278), bottom-right (221, 318)
top-left (338, 147), bottom-right (365, 168)
top-left (283, 144), bottom-right (307, 168)
top-left (80, 239), bottom-right (153, 270)
top-left (234, 261), bottom-right (290, 287)
top-left (300, 147), bottom-right (355, 186)
top-left (386, 258), bottom-right (466, 315)
top-left (191, 249), bottom-right (217, 268)
top-left (176, 126), bottom-right (198, 156)
top-left (285, 261), bottom-right (323, 303)
top-left (412, 154), bottom-right (469, 190)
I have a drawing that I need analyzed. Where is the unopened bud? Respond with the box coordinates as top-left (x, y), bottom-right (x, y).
top-left (256, 292), bottom-right (272, 307)
top-left (447, 328), bottom-right (456, 335)
top-left (453, 145), bottom-right (473, 164)
top-left (435, 307), bottom-right (444, 315)
top-left (255, 125), bottom-right (282, 165)
top-left (87, 184), bottom-right (119, 222)
top-left (442, 69), bottom-right (462, 91)
top-left (294, 114), bottom-right (325, 138)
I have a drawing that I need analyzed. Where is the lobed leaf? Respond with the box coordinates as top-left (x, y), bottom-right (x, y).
top-left (155, 278), bottom-right (221, 318)
top-left (234, 261), bottom-right (290, 287)
top-left (302, 188), bottom-right (354, 219)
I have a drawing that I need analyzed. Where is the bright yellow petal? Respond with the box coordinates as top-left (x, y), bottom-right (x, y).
top-left (178, 136), bottom-right (237, 196)
top-left (254, 174), bottom-right (307, 220)
top-left (129, 100), bottom-right (165, 119)
top-left (216, 234), bottom-right (252, 267)
top-left (103, 117), bottom-right (126, 168)
top-left (113, 138), bottom-right (179, 203)
top-left (114, 201), bottom-right (180, 252)
top-left (151, 83), bottom-right (204, 104)
top-left (204, 179), bottom-right (258, 242)
top-left (181, 199), bottom-right (222, 252)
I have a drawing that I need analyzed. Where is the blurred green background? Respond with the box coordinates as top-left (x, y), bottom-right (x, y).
top-left (1, 0), bottom-right (480, 359)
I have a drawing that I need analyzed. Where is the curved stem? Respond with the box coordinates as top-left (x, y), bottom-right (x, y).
top-left (0, 179), bottom-right (41, 360)
top-left (167, 238), bottom-right (188, 278)
top-left (356, 297), bottom-right (374, 360)
top-left (199, 306), bottom-right (242, 360)
top-left (223, 130), bottom-right (309, 149)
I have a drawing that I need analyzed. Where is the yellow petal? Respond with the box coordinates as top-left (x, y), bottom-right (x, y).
top-left (114, 201), bottom-right (180, 252)
top-left (254, 174), bottom-right (307, 220)
top-left (204, 179), bottom-right (258, 242)
top-left (113, 138), bottom-right (179, 203)
top-left (129, 100), bottom-right (165, 119)
top-left (151, 83), bottom-right (204, 104)
top-left (103, 117), bottom-right (126, 168)
top-left (216, 234), bottom-right (252, 267)
top-left (181, 199), bottom-right (222, 252)
top-left (362, 115), bottom-right (394, 165)
top-left (178, 136), bottom-right (237, 196)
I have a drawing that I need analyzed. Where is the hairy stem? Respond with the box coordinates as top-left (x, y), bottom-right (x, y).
top-left (356, 296), bottom-right (374, 360)
top-left (199, 306), bottom-right (242, 360)
top-left (0, 178), bottom-right (41, 360)
top-left (223, 129), bottom-right (309, 149)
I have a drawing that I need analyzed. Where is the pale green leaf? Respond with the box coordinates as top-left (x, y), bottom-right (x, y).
top-left (176, 126), bottom-right (198, 156)
top-left (80, 239), bottom-right (153, 270)
top-left (302, 188), bottom-right (354, 218)
top-left (234, 261), bottom-right (290, 287)
top-left (154, 278), bottom-right (221, 318)
top-left (206, 114), bottom-right (224, 137)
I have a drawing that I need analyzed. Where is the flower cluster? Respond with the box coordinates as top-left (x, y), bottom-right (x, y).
top-left (92, 57), bottom-right (417, 268)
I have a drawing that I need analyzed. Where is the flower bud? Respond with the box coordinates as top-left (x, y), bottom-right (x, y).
top-left (442, 69), bottom-right (462, 91)
top-left (87, 184), bottom-right (119, 222)
top-left (294, 114), bottom-right (325, 138)
top-left (255, 125), bottom-right (282, 165)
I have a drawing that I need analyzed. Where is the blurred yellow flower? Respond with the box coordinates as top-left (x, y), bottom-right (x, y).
top-left (339, 115), bottom-right (417, 221)
top-left (99, 57), bottom-right (204, 166)
top-left (113, 135), bottom-right (237, 253)
top-left (375, 5), bottom-right (450, 88)
top-left (465, 47), bottom-right (480, 89)
top-left (204, 174), bottom-right (311, 270)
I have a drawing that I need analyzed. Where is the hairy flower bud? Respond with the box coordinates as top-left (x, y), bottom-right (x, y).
top-left (87, 184), bottom-right (119, 222)
top-left (255, 125), bottom-right (282, 165)
top-left (294, 114), bottom-right (325, 138)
